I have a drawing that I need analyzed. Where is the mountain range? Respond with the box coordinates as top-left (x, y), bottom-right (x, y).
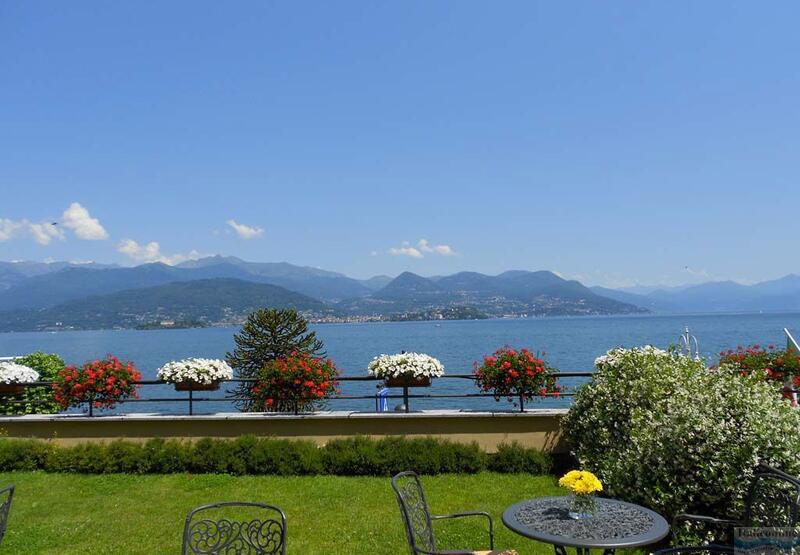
top-left (0, 278), bottom-right (329, 333)
top-left (591, 274), bottom-right (800, 313)
top-left (0, 256), bottom-right (797, 332)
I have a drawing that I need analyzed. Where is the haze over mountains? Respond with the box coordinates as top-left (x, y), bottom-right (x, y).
top-left (591, 274), bottom-right (800, 313)
top-left (0, 256), bottom-right (797, 332)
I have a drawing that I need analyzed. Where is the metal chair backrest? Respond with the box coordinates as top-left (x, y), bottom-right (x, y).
top-left (182, 501), bottom-right (287, 555)
top-left (744, 464), bottom-right (800, 528)
top-left (392, 471), bottom-right (436, 555)
top-left (0, 486), bottom-right (13, 545)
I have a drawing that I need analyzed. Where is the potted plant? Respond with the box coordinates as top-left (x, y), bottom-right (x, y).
top-left (52, 355), bottom-right (141, 412)
top-left (250, 352), bottom-right (339, 413)
top-left (473, 346), bottom-right (559, 410)
top-left (559, 470), bottom-right (603, 519)
top-left (157, 358), bottom-right (233, 391)
top-left (0, 361), bottom-right (40, 395)
top-left (368, 352), bottom-right (444, 387)
top-left (718, 344), bottom-right (800, 406)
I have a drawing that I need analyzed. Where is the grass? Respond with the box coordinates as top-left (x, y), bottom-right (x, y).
top-left (0, 472), bottom-right (565, 555)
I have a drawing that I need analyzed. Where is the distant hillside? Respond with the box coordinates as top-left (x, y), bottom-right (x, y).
top-left (358, 275), bottom-right (394, 291)
top-left (0, 257), bottom-right (372, 310)
top-left (0, 261), bottom-right (119, 292)
top-left (595, 274), bottom-right (800, 313)
top-left (0, 278), bottom-right (329, 332)
top-left (345, 270), bottom-right (645, 316)
top-left (589, 286), bottom-right (678, 312)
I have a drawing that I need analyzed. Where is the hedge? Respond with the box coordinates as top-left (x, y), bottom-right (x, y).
top-left (0, 436), bottom-right (550, 476)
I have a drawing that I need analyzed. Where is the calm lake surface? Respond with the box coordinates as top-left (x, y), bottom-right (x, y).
top-left (1, 312), bottom-right (798, 414)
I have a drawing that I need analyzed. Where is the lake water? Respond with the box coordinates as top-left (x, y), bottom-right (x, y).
top-left (1, 312), bottom-right (798, 414)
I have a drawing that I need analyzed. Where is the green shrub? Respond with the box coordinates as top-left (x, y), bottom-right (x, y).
top-left (0, 352), bottom-right (64, 416)
top-left (562, 346), bottom-right (800, 528)
top-left (247, 437), bottom-right (323, 475)
top-left (103, 441), bottom-right (149, 473)
top-left (488, 442), bottom-right (551, 474)
top-left (377, 437), bottom-right (486, 475)
top-left (322, 437), bottom-right (384, 476)
top-left (144, 439), bottom-right (192, 474)
top-left (0, 439), bottom-right (54, 471)
top-left (0, 435), bottom-right (550, 477)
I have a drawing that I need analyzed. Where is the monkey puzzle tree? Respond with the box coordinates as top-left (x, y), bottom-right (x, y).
top-left (226, 308), bottom-right (325, 411)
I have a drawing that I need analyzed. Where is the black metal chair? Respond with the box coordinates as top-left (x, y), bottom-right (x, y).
top-left (0, 485), bottom-right (13, 545)
top-left (392, 471), bottom-right (512, 555)
top-left (182, 501), bottom-right (287, 555)
top-left (674, 464), bottom-right (800, 544)
top-left (653, 546), bottom-right (733, 555)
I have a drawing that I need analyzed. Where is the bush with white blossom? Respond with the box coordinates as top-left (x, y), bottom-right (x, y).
top-left (563, 345), bottom-right (800, 534)
top-left (0, 361), bottom-right (40, 384)
top-left (157, 358), bottom-right (233, 385)
top-left (368, 353), bottom-right (444, 380)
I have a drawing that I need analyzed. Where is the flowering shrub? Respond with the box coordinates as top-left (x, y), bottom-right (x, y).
top-left (473, 347), bottom-right (559, 404)
top-left (563, 346), bottom-right (800, 536)
top-left (53, 355), bottom-right (141, 410)
top-left (250, 353), bottom-right (339, 412)
top-left (367, 353), bottom-right (444, 380)
top-left (0, 361), bottom-right (39, 384)
top-left (156, 358), bottom-right (233, 384)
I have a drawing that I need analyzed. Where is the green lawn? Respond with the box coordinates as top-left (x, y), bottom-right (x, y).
top-left (0, 472), bottom-right (565, 555)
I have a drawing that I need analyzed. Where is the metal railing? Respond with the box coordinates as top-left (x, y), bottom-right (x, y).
top-left (0, 371), bottom-right (593, 416)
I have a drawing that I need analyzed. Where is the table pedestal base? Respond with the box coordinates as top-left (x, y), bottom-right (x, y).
top-left (554, 546), bottom-right (615, 555)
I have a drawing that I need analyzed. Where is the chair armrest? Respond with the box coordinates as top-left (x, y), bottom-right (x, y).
top-left (431, 511), bottom-right (494, 550)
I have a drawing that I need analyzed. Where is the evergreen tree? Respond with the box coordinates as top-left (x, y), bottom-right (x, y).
top-left (226, 308), bottom-right (324, 411)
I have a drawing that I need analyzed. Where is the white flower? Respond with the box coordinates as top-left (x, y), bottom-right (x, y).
top-left (594, 345), bottom-right (671, 369)
top-left (367, 353), bottom-right (445, 379)
top-left (156, 358), bottom-right (233, 384)
top-left (0, 361), bottom-right (40, 384)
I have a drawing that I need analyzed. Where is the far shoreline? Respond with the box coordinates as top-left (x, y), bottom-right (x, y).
top-left (2, 309), bottom-right (800, 335)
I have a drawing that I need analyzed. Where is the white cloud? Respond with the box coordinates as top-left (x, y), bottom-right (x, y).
top-left (417, 239), bottom-right (456, 256)
top-left (0, 218), bottom-right (66, 245)
top-left (683, 266), bottom-right (711, 279)
top-left (388, 239), bottom-right (456, 258)
top-left (0, 219), bottom-right (25, 242)
top-left (117, 239), bottom-right (202, 265)
top-left (389, 245), bottom-right (423, 258)
top-left (227, 220), bottom-right (264, 240)
top-left (62, 202), bottom-right (108, 240)
top-left (28, 222), bottom-right (65, 245)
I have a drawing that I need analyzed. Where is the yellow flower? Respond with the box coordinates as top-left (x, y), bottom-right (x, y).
top-left (558, 470), bottom-right (583, 489)
top-left (559, 470), bottom-right (603, 495)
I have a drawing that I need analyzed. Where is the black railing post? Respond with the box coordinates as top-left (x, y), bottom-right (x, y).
top-left (189, 389), bottom-right (194, 416)
top-left (519, 393), bottom-right (525, 413)
top-left (88, 395), bottom-right (94, 417)
top-left (403, 385), bottom-right (410, 413)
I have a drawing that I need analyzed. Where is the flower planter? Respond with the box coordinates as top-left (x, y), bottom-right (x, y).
top-left (0, 383), bottom-right (25, 395)
top-left (174, 380), bottom-right (221, 392)
top-left (384, 375), bottom-right (432, 388)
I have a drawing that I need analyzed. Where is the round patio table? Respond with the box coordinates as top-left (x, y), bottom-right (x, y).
top-left (502, 496), bottom-right (669, 555)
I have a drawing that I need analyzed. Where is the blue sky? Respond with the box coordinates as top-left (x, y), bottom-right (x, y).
top-left (1, 1), bottom-right (798, 287)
